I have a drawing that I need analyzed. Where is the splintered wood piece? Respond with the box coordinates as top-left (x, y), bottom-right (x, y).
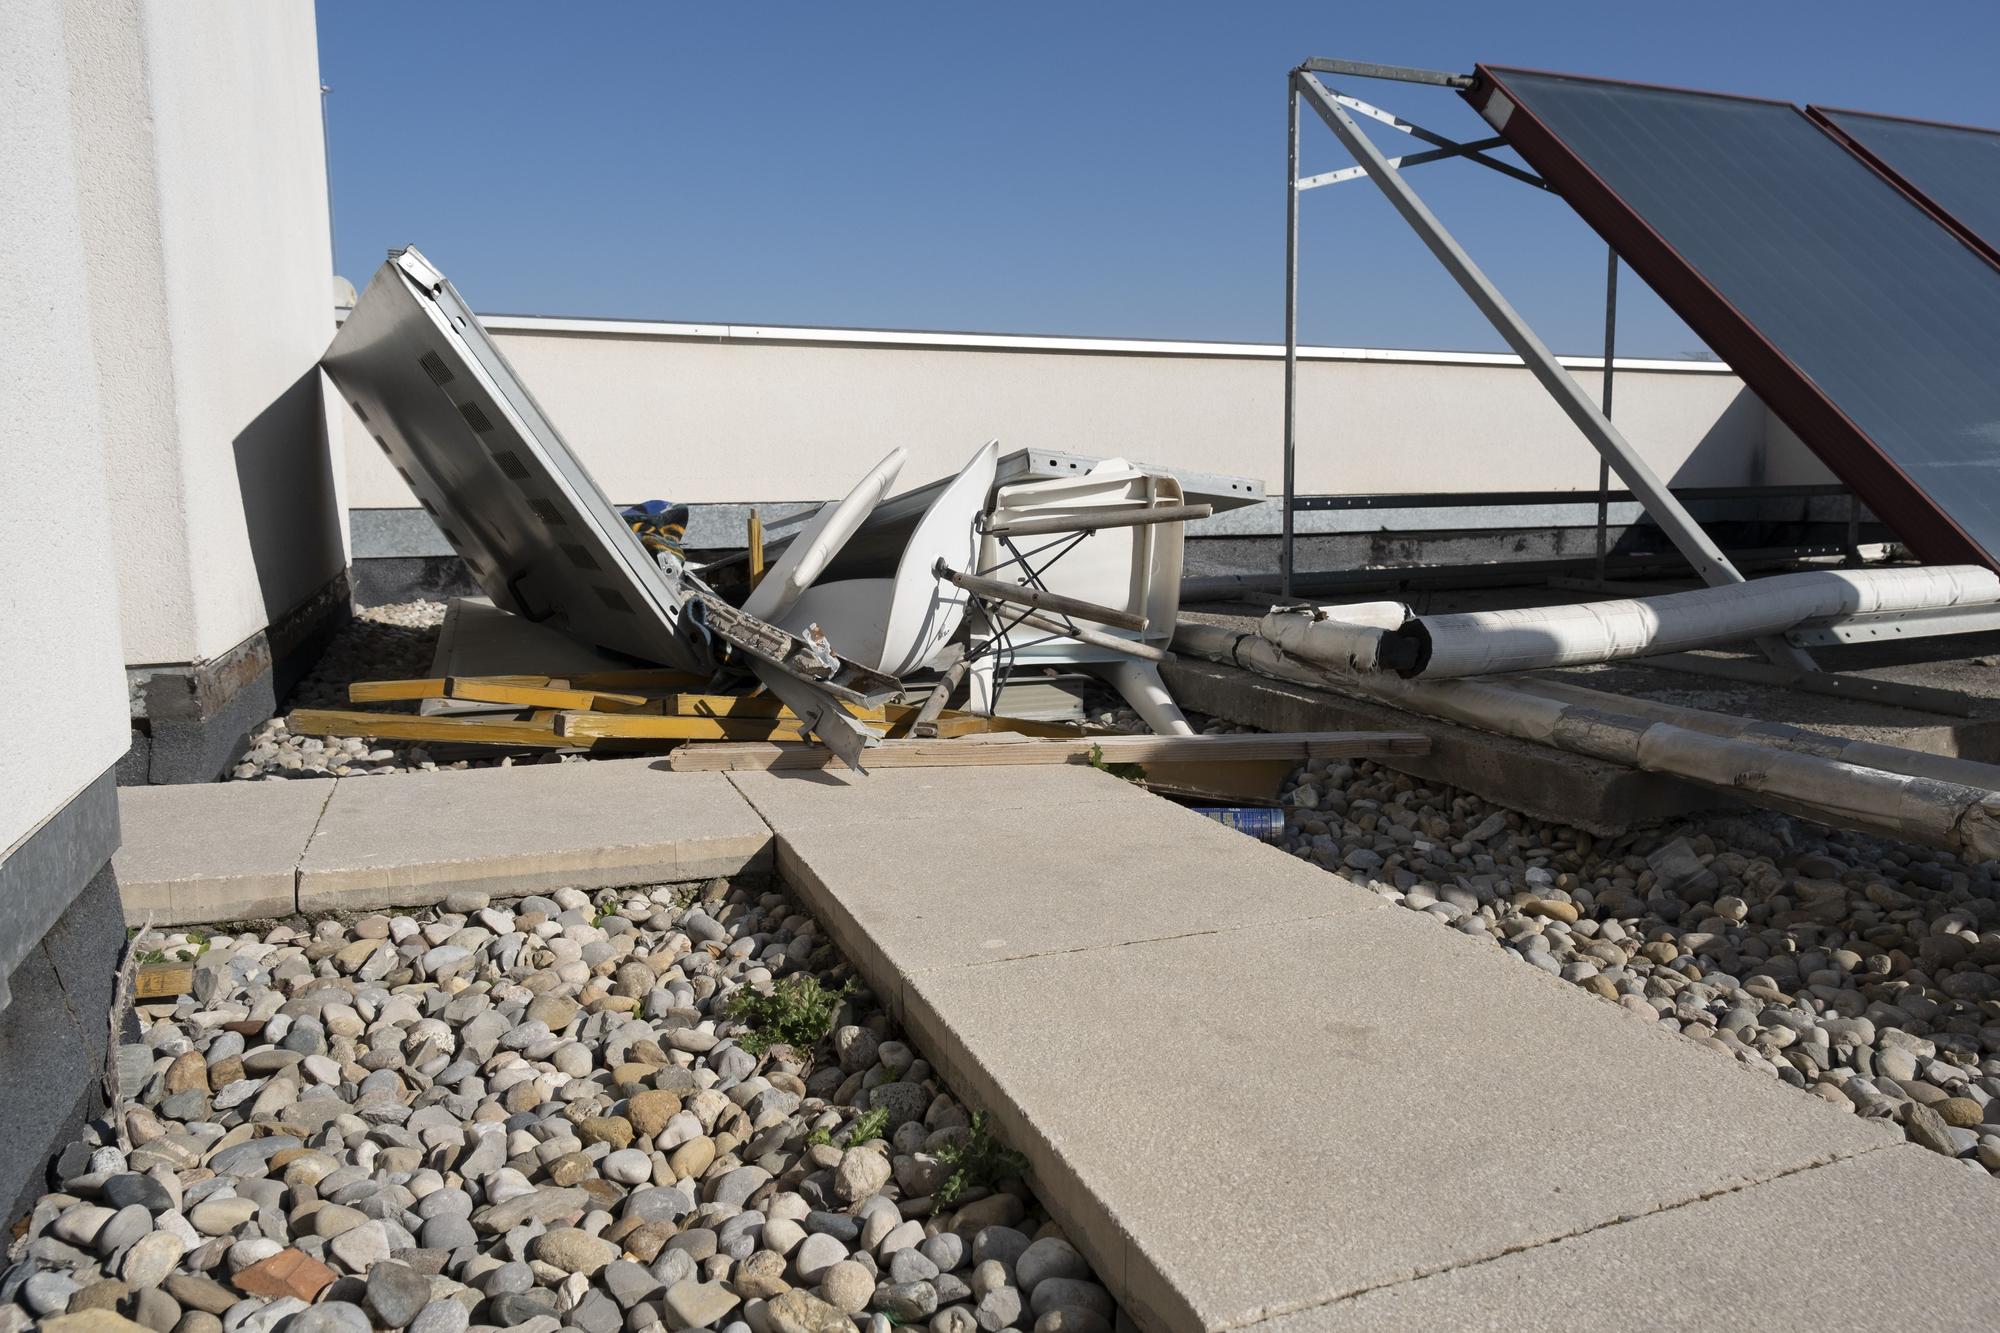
top-left (287, 708), bottom-right (579, 749)
top-left (134, 960), bottom-right (195, 999)
top-left (666, 730), bottom-right (1430, 771)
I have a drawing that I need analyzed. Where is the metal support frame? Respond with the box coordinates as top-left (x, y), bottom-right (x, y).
top-left (1282, 61), bottom-right (1817, 672)
top-left (1282, 81), bottom-right (1300, 599)
top-left (1595, 247), bottom-right (1617, 585)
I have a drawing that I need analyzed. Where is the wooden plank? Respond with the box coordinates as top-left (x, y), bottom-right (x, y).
top-left (349, 674), bottom-right (547, 703)
top-left (288, 708), bottom-right (582, 749)
top-left (134, 960), bottom-right (195, 1000)
top-left (553, 711), bottom-right (810, 742)
top-left (666, 731), bottom-right (1430, 772)
top-left (349, 669), bottom-right (710, 703)
top-left (748, 508), bottom-right (766, 589)
top-left (881, 707), bottom-right (1080, 740)
top-left (445, 678), bottom-right (652, 712)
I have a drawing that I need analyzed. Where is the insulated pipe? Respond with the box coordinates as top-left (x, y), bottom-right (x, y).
top-left (1174, 622), bottom-right (2000, 861)
top-left (1505, 676), bottom-right (2000, 792)
top-left (1259, 602), bottom-right (1410, 673)
top-left (1360, 566), bottom-right (2000, 678)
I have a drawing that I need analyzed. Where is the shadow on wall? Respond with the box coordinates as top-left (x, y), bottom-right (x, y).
top-left (1665, 386), bottom-right (1773, 490)
top-left (1607, 386), bottom-right (1845, 560)
top-left (232, 367), bottom-right (343, 624)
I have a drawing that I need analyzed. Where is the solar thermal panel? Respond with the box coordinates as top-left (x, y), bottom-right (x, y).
top-left (1468, 67), bottom-right (2000, 570)
top-left (1811, 106), bottom-right (2000, 267)
top-left (324, 248), bottom-right (708, 669)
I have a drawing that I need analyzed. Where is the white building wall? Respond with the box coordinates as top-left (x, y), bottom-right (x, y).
top-left (338, 317), bottom-right (1832, 512)
top-left (69, 0), bottom-right (344, 668)
top-left (0, 0), bottom-right (133, 854)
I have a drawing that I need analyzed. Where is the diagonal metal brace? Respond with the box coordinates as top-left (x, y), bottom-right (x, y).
top-left (1292, 71), bottom-right (1817, 673)
top-left (1328, 93), bottom-right (1546, 190)
top-left (1299, 136), bottom-right (1512, 190)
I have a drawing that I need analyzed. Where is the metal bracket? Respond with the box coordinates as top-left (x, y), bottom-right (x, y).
top-left (1301, 94), bottom-right (1546, 191)
top-left (1299, 137), bottom-right (1512, 190)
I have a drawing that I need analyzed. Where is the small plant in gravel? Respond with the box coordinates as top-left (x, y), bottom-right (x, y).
top-left (727, 973), bottom-right (854, 1054)
top-left (843, 1105), bottom-right (890, 1145)
top-left (1085, 742), bottom-right (1146, 784)
top-left (132, 930), bottom-right (211, 965)
top-left (933, 1110), bottom-right (1027, 1205)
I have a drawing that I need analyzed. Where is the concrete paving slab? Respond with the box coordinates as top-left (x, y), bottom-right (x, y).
top-left (1275, 1144), bottom-right (2000, 1331)
top-left (897, 908), bottom-right (1894, 1333)
top-left (773, 771), bottom-right (1382, 1012)
top-left (298, 760), bottom-right (771, 912)
top-left (114, 781), bottom-right (331, 924)
top-left (727, 763), bottom-right (1159, 834)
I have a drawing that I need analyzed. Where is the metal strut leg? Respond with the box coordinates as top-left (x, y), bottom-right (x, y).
top-left (1292, 70), bottom-right (1817, 674)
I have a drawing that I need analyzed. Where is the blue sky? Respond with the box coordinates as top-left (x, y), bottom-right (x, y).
top-left (318, 1), bottom-right (2000, 358)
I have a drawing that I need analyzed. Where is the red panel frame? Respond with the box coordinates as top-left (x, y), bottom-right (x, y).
top-left (1806, 105), bottom-right (2000, 271)
top-left (1464, 65), bottom-right (1990, 570)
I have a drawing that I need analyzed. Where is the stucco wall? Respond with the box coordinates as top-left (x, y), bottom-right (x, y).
top-left (338, 317), bottom-right (1835, 512)
top-left (69, 0), bottom-right (343, 668)
top-left (0, 0), bottom-right (132, 854)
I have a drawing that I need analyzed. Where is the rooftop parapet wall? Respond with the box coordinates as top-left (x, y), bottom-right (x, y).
top-left (337, 314), bottom-right (1833, 512)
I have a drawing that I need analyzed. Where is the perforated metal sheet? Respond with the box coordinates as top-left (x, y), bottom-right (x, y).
top-left (324, 249), bottom-right (706, 669)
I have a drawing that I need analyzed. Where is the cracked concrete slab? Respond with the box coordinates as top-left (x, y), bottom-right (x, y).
top-left (1265, 1143), bottom-right (2000, 1331)
top-left (895, 908), bottom-right (1894, 1333)
top-left (114, 780), bottom-right (330, 923)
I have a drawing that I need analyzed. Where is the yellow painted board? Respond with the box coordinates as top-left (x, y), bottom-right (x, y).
top-left (445, 679), bottom-right (652, 712)
top-left (134, 961), bottom-right (195, 999)
top-left (288, 708), bottom-right (581, 749)
top-left (553, 711), bottom-right (810, 742)
top-left (348, 674), bottom-right (548, 703)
